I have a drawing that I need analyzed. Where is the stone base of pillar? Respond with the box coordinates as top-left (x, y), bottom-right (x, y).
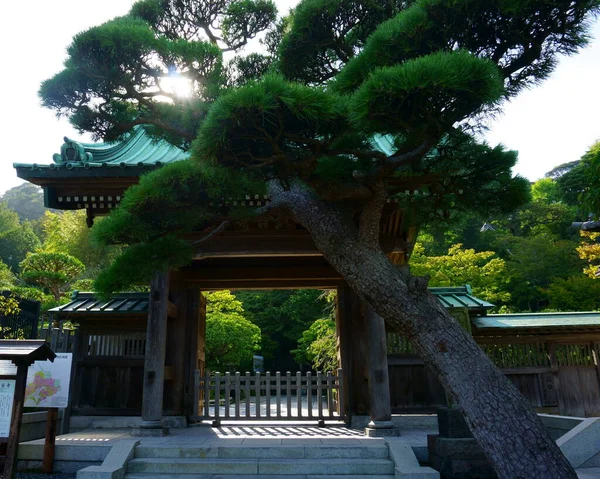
top-left (365, 426), bottom-right (402, 437)
top-left (132, 426), bottom-right (169, 437)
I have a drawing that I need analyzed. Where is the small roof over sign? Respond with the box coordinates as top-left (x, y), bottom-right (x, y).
top-left (0, 340), bottom-right (56, 365)
top-left (429, 286), bottom-right (494, 313)
top-left (49, 292), bottom-right (149, 316)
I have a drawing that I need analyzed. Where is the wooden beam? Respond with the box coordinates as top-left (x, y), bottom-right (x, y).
top-left (172, 265), bottom-right (341, 283)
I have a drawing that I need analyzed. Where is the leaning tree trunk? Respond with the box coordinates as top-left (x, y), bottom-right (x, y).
top-left (273, 186), bottom-right (576, 479)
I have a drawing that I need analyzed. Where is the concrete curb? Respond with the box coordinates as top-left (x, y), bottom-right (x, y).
top-left (76, 439), bottom-right (139, 479)
top-left (557, 417), bottom-right (600, 468)
top-left (385, 438), bottom-right (439, 478)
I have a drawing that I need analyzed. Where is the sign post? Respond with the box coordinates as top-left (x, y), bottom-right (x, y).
top-left (24, 352), bottom-right (73, 473)
top-left (0, 340), bottom-right (56, 479)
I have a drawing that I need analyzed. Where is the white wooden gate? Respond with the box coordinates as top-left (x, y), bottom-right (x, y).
top-left (193, 369), bottom-right (344, 424)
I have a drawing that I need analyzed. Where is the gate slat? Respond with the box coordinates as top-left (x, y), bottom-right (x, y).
top-left (286, 372), bottom-right (292, 418)
top-left (307, 372), bottom-right (312, 418)
top-left (255, 372), bottom-right (261, 418)
top-left (317, 372), bottom-right (323, 419)
top-left (276, 372), bottom-right (281, 418)
top-left (266, 372), bottom-right (271, 418)
top-left (296, 372), bottom-right (302, 418)
top-left (235, 372), bottom-right (241, 418)
top-left (327, 372), bottom-right (334, 418)
top-left (204, 373), bottom-right (210, 417)
top-left (245, 372), bottom-right (251, 418)
top-left (214, 372), bottom-right (220, 420)
top-left (225, 373), bottom-right (231, 419)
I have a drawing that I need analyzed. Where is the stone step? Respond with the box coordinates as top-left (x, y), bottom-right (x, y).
top-left (134, 444), bottom-right (389, 460)
top-left (125, 474), bottom-right (396, 479)
top-left (127, 458), bottom-right (395, 475)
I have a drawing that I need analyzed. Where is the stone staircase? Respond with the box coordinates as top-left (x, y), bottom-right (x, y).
top-left (123, 442), bottom-right (396, 478)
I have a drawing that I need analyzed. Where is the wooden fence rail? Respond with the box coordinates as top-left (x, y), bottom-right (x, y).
top-left (193, 369), bottom-right (344, 423)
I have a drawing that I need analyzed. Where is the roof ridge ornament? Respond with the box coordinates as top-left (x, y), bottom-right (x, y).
top-left (52, 136), bottom-right (93, 164)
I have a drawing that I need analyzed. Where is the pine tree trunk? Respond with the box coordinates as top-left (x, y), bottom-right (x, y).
top-left (277, 188), bottom-right (576, 479)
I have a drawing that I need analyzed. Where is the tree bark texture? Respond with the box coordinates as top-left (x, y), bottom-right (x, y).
top-left (273, 186), bottom-right (576, 479)
top-left (364, 303), bottom-right (392, 426)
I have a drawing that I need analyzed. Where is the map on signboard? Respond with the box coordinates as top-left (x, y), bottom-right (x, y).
top-left (0, 379), bottom-right (15, 437)
top-left (24, 353), bottom-right (72, 409)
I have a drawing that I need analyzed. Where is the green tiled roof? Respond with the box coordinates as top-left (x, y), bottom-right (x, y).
top-left (429, 286), bottom-right (494, 311)
top-left (50, 292), bottom-right (149, 315)
top-left (473, 312), bottom-right (600, 329)
top-left (14, 127), bottom-right (189, 173)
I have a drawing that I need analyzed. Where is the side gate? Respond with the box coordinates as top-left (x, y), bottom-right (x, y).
top-left (192, 369), bottom-right (344, 424)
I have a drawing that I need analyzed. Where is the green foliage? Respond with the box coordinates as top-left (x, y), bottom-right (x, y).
top-left (348, 50), bottom-right (504, 136)
top-left (292, 318), bottom-right (338, 372)
top-left (235, 289), bottom-right (328, 370)
top-left (205, 291), bottom-right (261, 371)
top-left (278, 0), bottom-right (406, 83)
top-left (41, 211), bottom-right (119, 274)
top-left (543, 275), bottom-right (600, 311)
top-left (580, 140), bottom-right (600, 216)
top-left (10, 287), bottom-right (62, 314)
top-left (334, 0), bottom-right (598, 95)
top-left (410, 243), bottom-right (511, 306)
top-left (194, 73), bottom-right (346, 177)
top-left (93, 235), bottom-right (193, 295)
top-left (20, 252), bottom-right (85, 301)
top-left (0, 184), bottom-right (47, 222)
top-left (0, 293), bottom-right (20, 317)
top-left (0, 262), bottom-right (15, 290)
top-left (497, 235), bottom-right (584, 311)
top-left (222, 1), bottom-right (277, 49)
top-left (531, 178), bottom-right (562, 204)
top-left (0, 203), bottom-right (41, 271)
top-left (577, 231), bottom-right (600, 279)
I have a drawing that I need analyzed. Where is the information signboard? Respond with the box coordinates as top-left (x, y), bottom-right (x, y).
top-left (0, 360), bottom-right (17, 376)
top-left (24, 353), bottom-right (72, 409)
top-left (0, 379), bottom-right (15, 437)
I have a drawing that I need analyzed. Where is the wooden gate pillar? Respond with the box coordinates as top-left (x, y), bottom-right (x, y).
top-left (135, 271), bottom-right (169, 436)
top-left (364, 304), bottom-right (393, 428)
top-left (336, 284), bottom-right (370, 418)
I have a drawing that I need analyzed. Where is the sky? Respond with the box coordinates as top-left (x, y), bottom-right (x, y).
top-left (0, 1), bottom-right (598, 195)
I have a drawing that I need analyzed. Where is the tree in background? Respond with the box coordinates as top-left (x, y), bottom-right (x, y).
top-left (235, 289), bottom-right (327, 370)
top-left (292, 318), bottom-right (338, 372)
top-left (410, 243), bottom-right (511, 307)
top-left (0, 184), bottom-right (47, 223)
top-left (40, 211), bottom-right (120, 275)
top-left (0, 203), bottom-right (41, 271)
top-left (20, 252), bottom-right (85, 302)
top-left (205, 290), bottom-right (261, 371)
top-left (40, 0), bottom-right (600, 475)
top-left (0, 262), bottom-right (16, 290)
top-left (542, 276), bottom-right (600, 311)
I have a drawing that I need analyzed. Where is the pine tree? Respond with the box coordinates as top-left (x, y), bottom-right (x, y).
top-left (40, 1), bottom-right (600, 476)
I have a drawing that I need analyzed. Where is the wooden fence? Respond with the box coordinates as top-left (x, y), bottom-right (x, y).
top-left (193, 369), bottom-right (344, 423)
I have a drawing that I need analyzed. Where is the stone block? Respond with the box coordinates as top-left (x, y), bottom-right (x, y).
top-left (557, 417), bottom-right (600, 468)
top-left (258, 458), bottom-right (395, 475)
top-left (395, 466), bottom-right (440, 479)
top-left (135, 445), bottom-right (218, 459)
top-left (437, 407), bottom-right (472, 438)
top-left (305, 445), bottom-right (389, 459)
top-left (219, 445), bottom-right (304, 459)
top-left (365, 427), bottom-right (402, 437)
top-left (77, 439), bottom-right (139, 479)
top-left (127, 457), bottom-right (258, 475)
top-left (131, 426), bottom-right (169, 437)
